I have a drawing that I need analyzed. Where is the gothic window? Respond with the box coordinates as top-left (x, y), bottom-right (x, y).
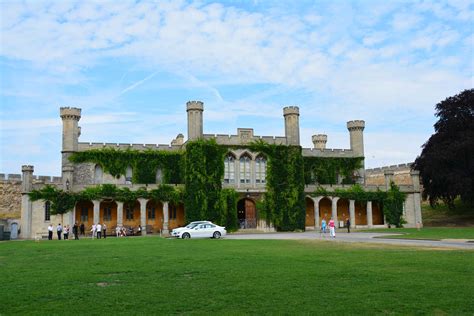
top-left (224, 154), bottom-right (235, 184)
top-left (103, 206), bottom-right (112, 221)
top-left (126, 205), bottom-right (134, 220)
top-left (44, 201), bottom-right (51, 221)
top-left (156, 169), bottom-right (163, 184)
top-left (239, 154), bottom-right (251, 184)
top-left (125, 166), bottom-right (133, 184)
top-left (80, 207), bottom-right (88, 222)
top-left (255, 156), bottom-right (266, 184)
top-left (94, 165), bottom-right (103, 184)
top-left (148, 207), bottom-right (156, 220)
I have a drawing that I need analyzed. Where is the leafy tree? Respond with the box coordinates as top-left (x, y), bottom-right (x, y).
top-left (413, 89), bottom-right (474, 208)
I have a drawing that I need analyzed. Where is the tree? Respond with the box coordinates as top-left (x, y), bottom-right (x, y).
top-left (413, 89), bottom-right (474, 208)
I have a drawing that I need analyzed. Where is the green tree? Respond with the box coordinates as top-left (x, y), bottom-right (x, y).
top-left (413, 89), bottom-right (474, 208)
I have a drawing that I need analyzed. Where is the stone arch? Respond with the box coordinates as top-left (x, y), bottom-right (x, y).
top-left (224, 152), bottom-right (237, 184)
top-left (237, 198), bottom-right (256, 228)
top-left (100, 200), bottom-right (117, 234)
top-left (318, 197), bottom-right (332, 224)
top-left (123, 200), bottom-right (140, 229)
top-left (125, 166), bottom-right (133, 184)
top-left (355, 200), bottom-right (367, 225)
top-left (337, 198), bottom-right (349, 223)
top-left (372, 201), bottom-right (384, 225)
top-left (146, 200), bottom-right (163, 233)
top-left (305, 197), bottom-right (315, 227)
top-left (169, 202), bottom-right (185, 230)
top-left (156, 168), bottom-right (163, 184)
top-left (75, 200), bottom-right (94, 230)
top-left (255, 154), bottom-right (267, 185)
top-left (239, 153), bottom-right (252, 185)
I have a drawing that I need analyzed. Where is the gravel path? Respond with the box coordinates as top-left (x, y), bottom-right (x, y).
top-left (226, 231), bottom-right (474, 249)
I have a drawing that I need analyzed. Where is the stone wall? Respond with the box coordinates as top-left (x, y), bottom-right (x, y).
top-left (365, 163), bottom-right (414, 186)
top-left (0, 178), bottom-right (22, 219)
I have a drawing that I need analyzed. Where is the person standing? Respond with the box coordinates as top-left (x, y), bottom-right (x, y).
top-left (329, 218), bottom-right (336, 238)
top-left (57, 223), bottom-right (63, 240)
top-left (63, 225), bottom-right (69, 240)
top-left (346, 218), bottom-right (351, 233)
top-left (48, 224), bottom-right (53, 240)
top-left (96, 223), bottom-right (102, 239)
top-left (321, 218), bottom-right (327, 234)
top-left (91, 224), bottom-right (96, 239)
top-left (73, 222), bottom-right (79, 240)
top-left (116, 226), bottom-right (121, 237)
top-left (80, 223), bottom-right (85, 236)
top-left (102, 223), bottom-right (107, 239)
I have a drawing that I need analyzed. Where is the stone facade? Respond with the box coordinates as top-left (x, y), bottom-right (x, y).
top-left (0, 175), bottom-right (22, 219)
top-left (14, 101), bottom-right (423, 239)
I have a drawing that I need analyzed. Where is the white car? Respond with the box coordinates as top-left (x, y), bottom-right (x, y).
top-left (171, 221), bottom-right (226, 239)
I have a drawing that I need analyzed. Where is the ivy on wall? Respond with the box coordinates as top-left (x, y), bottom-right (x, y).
top-left (249, 141), bottom-right (306, 231)
top-left (312, 183), bottom-right (407, 227)
top-left (69, 148), bottom-right (184, 184)
top-left (303, 157), bottom-right (363, 185)
top-left (29, 184), bottom-right (184, 216)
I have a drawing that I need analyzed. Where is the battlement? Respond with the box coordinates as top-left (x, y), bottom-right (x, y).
top-left (202, 134), bottom-right (287, 146)
top-left (186, 101), bottom-right (204, 111)
top-left (365, 163), bottom-right (413, 174)
top-left (21, 165), bottom-right (34, 173)
top-left (78, 142), bottom-right (179, 151)
top-left (302, 148), bottom-right (356, 158)
top-left (283, 106), bottom-right (299, 116)
top-left (0, 173), bottom-right (61, 184)
top-left (60, 107), bottom-right (82, 120)
top-left (347, 120), bottom-right (365, 131)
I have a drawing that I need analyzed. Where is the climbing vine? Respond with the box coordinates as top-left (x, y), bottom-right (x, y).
top-left (303, 157), bottom-right (363, 185)
top-left (69, 148), bottom-right (184, 184)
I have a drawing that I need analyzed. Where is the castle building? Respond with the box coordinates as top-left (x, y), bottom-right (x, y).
top-left (19, 101), bottom-right (422, 239)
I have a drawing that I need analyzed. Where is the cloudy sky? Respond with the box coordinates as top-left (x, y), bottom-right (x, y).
top-left (1, 0), bottom-right (472, 176)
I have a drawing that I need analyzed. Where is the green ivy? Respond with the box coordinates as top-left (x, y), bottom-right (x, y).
top-left (249, 141), bottom-right (306, 231)
top-left (220, 188), bottom-right (239, 232)
top-left (69, 148), bottom-right (184, 184)
top-left (303, 157), bottom-right (363, 185)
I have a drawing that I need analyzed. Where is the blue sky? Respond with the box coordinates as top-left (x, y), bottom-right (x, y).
top-left (1, 0), bottom-right (472, 176)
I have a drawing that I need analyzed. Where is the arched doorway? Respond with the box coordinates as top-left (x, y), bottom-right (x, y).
top-left (305, 197), bottom-right (315, 227)
top-left (237, 198), bottom-right (256, 228)
top-left (319, 197), bottom-right (332, 224)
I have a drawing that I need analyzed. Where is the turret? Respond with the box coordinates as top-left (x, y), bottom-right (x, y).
top-left (21, 165), bottom-right (34, 239)
top-left (186, 101), bottom-right (204, 140)
top-left (21, 165), bottom-right (34, 193)
top-left (347, 120), bottom-right (365, 183)
top-left (283, 106), bottom-right (300, 146)
top-left (312, 134), bottom-right (327, 150)
top-left (60, 107), bottom-right (81, 153)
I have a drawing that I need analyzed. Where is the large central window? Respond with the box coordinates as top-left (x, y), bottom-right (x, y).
top-left (240, 154), bottom-right (251, 184)
top-left (255, 156), bottom-right (266, 184)
top-left (224, 154), bottom-right (235, 184)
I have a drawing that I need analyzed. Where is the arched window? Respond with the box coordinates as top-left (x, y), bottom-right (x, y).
top-left (239, 154), bottom-right (251, 184)
top-left (125, 166), bottom-right (133, 184)
top-left (44, 201), bottom-right (51, 221)
top-left (255, 156), bottom-right (266, 184)
top-left (224, 154), bottom-right (235, 184)
top-left (156, 169), bottom-right (163, 184)
top-left (94, 165), bottom-right (103, 184)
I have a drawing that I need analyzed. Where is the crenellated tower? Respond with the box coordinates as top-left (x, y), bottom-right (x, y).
top-left (60, 107), bottom-right (81, 189)
top-left (312, 134), bottom-right (327, 150)
top-left (347, 120), bottom-right (365, 182)
top-left (283, 106), bottom-right (300, 146)
top-left (186, 101), bottom-right (204, 141)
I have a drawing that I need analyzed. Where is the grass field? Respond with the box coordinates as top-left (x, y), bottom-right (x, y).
top-left (362, 227), bottom-right (474, 240)
top-left (1, 237), bottom-right (473, 315)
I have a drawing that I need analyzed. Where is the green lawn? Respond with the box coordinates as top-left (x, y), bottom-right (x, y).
top-left (364, 227), bottom-right (474, 240)
top-left (1, 237), bottom-right (473, 315)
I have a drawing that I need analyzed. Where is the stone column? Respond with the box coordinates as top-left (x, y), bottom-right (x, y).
top-left (410, 170), bottom-right (422, 227)
top-left (92, 200), bottom-right (100, 225)
top-left (349, 200), bottom-right (356, 228)
top-left (347, 120), bottom-right (365, 183)
top-left (138, 198), bottom-right (147, 236)
top-left (313, 197), bottom-right (321, 229)
top-left (20, 165), bottom-right (34, 239)
top-left (116, 201), bottom-right (124, 227)
top-left (331, 197), bottom-right (339, 222)
top-left (163, 201), bottom-right (169, 235)
top-left (367, 201), bottom-right (373, 228)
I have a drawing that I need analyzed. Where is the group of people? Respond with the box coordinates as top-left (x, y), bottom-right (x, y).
top-left (320, 217), bottom-right (351, 238)
top-left (115, 225), bottom-right (142, 237)
top-left (90, 223), bottom-right (107, 239)
top-left (47, 223), bottom-right (78, 240)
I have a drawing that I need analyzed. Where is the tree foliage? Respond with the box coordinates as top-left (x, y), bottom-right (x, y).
top-left (413, 89), bottom-right (474, 208)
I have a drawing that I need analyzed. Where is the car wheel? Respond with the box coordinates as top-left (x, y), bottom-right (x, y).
top-left (213, 231), bottom-right (221, 239)
top-left (182, 233), bottom-right (190, 239)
